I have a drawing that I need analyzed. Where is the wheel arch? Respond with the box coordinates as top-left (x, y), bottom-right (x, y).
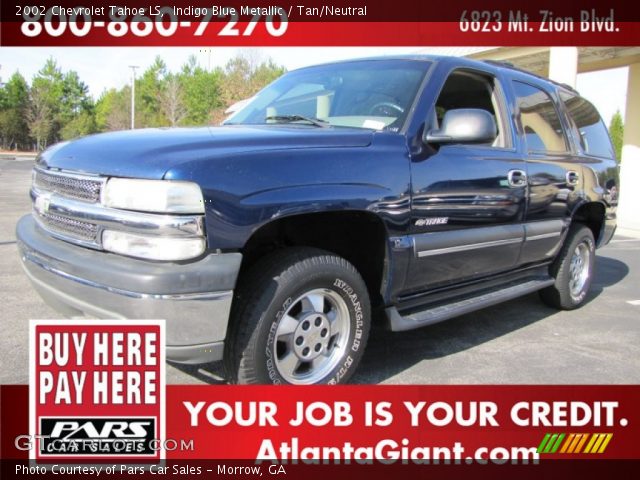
top-left (570, 200), bottom-right (607, 247)
top-left (238, 209), bottom-right (390, 308)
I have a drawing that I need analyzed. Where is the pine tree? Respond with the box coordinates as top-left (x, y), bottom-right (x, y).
top-left (0, 72), bottom-right (30, 150)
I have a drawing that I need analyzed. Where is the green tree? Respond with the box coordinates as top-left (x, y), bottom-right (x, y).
top-left (0, 72), bottom-right (30, 150)
top-left (609, 110), bottom-right (624, 162)
top-left (61, 71), bottom-right (91, 117)
top-left (179, 55), bottom-right (223, 125)
top-left (28, 59), bottom-right (96, 146)
top-left (95, 87), bottom-right (130, 131)
top-left (251, 58), bottom-right (286, 89)
top-left (30, 59), bottom-right (65, 146)
top-left (1, 53), bottom-right (285, 146)
top-left (137, 56), bottom-right (168, 127)
top-left (27, 84), bottom-right (52, 151)
top-left (61, 111), bottom-right (96, 140)
top-left (211, 54), bottom-right (286, 123)
top-left (158, 73), bottom-right (186, 126)
top-left (59, 71), bottom-right (95, 140)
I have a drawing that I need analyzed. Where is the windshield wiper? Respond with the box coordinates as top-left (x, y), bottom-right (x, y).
top-left (265, 114), bottom-right (329, 128)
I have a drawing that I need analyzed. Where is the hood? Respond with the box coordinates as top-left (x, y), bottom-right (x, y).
top-left (38, 125), bottom-right (373, 179)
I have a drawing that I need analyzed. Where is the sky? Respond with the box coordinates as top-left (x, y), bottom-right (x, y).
top-left (0, 47), bottom-right (628, 125)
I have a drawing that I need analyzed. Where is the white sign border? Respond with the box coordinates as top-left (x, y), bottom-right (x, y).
top-left (29, 319), bottom-right (166, 462)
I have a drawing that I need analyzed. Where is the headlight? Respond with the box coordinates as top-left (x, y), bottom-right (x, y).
top-left (102, 230), bottom-right (205, 261)
top-left (103, 178), bottom-right (204, 213)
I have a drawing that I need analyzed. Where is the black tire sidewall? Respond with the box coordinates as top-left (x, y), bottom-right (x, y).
top-left (557, 228), bottom-right (596, 307)
top-left (253, 259), bottom-right (370, 385)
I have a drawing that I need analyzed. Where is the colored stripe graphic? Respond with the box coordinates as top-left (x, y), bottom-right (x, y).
top-left (586, 433), bottom-right (614, 454)
top-left (550, 433), bottom-right (565, 453)
top-left (574, 433), bottom-right (589, 453)
top-left (584, 434), bottom-right (599, 453)
top-left (567, 433), bottom-right (586, 453)
top-left (537, 433), bottom-right (551, 453)
top-left (559, 433), bottom-right (575, 453)
top-left (539, 433), bottom-right (613, 454)
top-left (544, 434), bottom-right (559, 453)
top-left (597, 434), bottom-right (613, 453)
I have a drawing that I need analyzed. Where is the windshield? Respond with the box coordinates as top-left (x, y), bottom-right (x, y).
top-left (225, 59), bottom-right (431, 131)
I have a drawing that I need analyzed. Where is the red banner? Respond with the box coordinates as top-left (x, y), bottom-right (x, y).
top-left (2, 21), bottom-right (639, 46)
top-left (4, 385), bottom-right (640, 461)
top-left (1, 0), bottom-right (639, 46)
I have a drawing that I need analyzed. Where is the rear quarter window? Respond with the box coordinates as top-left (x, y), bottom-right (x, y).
top-left (560, 92), bottom-right (615, 159)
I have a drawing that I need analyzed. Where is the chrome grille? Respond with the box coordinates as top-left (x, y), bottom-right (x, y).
top-left (30, 168), bottom-right (205, 254)
top-left (35, 211), bottom-right (99, 243)
top-left (34, 169), bottom-right (103, 203)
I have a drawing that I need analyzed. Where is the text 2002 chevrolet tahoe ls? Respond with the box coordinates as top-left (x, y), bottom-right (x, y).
top-left (17, 56), bottom-right (619, 384)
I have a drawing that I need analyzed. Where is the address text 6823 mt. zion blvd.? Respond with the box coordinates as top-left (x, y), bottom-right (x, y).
top-left (459, 9), bottom-right (617, 33)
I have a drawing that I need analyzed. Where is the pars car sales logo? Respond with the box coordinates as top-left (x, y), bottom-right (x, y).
top-left (29, 320), bottom-right (165, 461)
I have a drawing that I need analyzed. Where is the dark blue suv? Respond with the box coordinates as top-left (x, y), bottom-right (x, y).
top-left (16, 56), bottom-right (619, 384)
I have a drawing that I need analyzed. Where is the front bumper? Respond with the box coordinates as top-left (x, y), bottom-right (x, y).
top-left (16, 215), bottom-right (242, 364)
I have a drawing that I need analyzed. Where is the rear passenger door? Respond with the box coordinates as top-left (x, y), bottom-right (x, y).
top-left (511, 80), bottom-right (578, 264)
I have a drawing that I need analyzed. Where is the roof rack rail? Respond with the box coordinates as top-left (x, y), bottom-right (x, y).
top-left (556, 82), bottom-right (579, 94)
top-left (483, 59), bottom-right (515, 68)
top-left (481, 59), bottom-right (579, 94)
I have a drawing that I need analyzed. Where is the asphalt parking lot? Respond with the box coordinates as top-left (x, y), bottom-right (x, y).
top-left (1, 158), bottom-right (639, 385)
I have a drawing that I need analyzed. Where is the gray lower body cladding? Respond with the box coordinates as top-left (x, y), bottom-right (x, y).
top-left (16, 215), bottom-right (242, 364)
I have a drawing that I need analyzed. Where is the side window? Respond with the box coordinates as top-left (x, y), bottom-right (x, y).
top-left (513, 81), bottom-right (568, 153)
top-left (560, 92), bottom-right (615, 159)
top-left (434, 70), bottom-right (508, 148)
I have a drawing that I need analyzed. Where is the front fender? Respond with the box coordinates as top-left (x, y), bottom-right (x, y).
top-left (206, 181), bottom-right (409, 250)
top-left (165, 134), bottom-right (412, 250)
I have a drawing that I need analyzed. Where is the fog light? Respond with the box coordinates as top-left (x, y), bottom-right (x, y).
top-left (102, 230), bottom-right (205, 261)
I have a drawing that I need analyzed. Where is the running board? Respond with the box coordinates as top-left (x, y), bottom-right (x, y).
top-left (386, 278), bottom-right (555, 332)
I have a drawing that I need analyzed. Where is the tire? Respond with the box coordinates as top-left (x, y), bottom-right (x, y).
top-left (224, 247), bottom-right (371, 385)
top-left (539, 225), bottom-right (596, 310)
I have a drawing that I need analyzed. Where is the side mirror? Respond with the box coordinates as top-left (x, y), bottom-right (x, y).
top-left (424, 108), bottom-right (497, 145)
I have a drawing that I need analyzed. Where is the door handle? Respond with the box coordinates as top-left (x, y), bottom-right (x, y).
top-left (566, 170), bottom-right (580, 186)
top-left (507, 169), bottom-right (528, 188)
